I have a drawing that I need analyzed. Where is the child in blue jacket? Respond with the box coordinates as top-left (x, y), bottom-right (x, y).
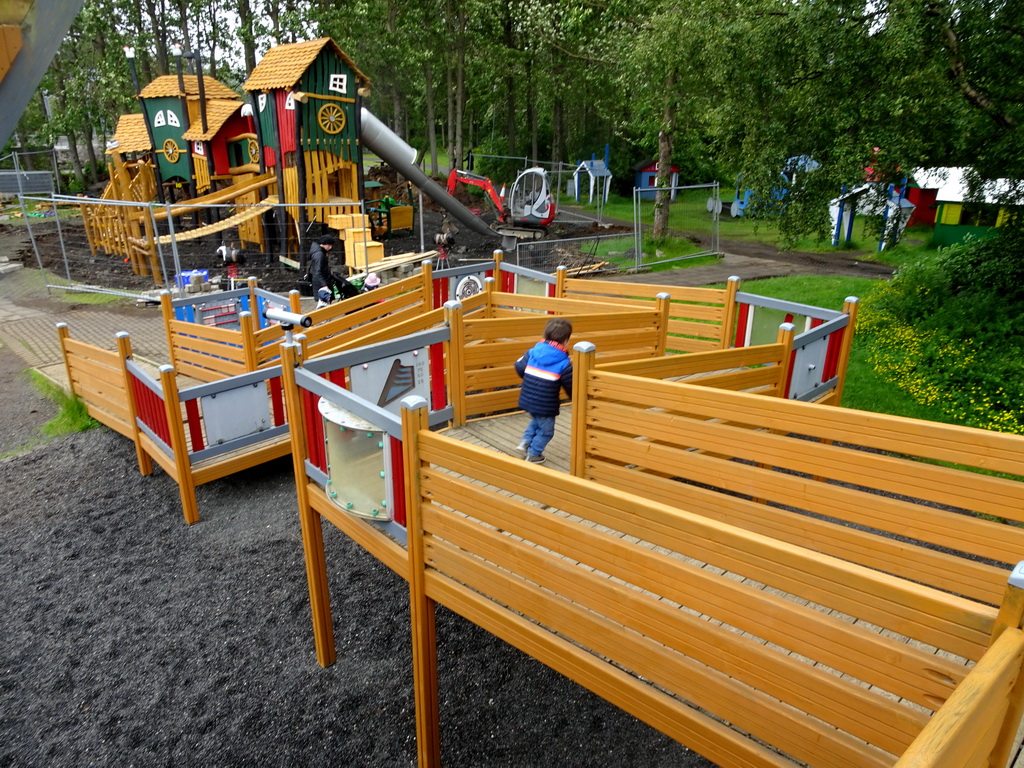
top-left (514, 318), bottom-right (573, 464)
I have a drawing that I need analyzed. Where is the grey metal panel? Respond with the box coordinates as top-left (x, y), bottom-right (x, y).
top-left (0, 171), bottom-right (53, 194)
top-left (294, 367), bottom-right (404, 439)
top-left (735, 291), bottom-right (844, 321)
top-left (188, 424), bottom-right (289, 463)
top-left (792, 314), bottom-right (849, 347)
top-left (125, 359), bottom-right (162, 396)
top-left (500, 261), bottom-right (557, 283)
top-left (181, 365), bottom-right (284, 400)
top-left (135, 419), bottom-right (173, 457)
top-left (433, 260), bottom-right (496, 279)
top-left (0, 0), bottom-right (89, 149)
top-left (793, 376), bottom-right (839, 402)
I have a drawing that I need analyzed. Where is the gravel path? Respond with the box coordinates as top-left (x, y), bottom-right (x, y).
top-left (0, 421), bottom-right (712, 767)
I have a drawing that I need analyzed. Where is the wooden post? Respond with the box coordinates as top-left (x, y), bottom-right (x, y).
top-left (159, 291), bottom-right (179, 373)
top-left (830, 297), bottom-right (859, 407)
top-left (116, 332), bottom-right (153, 476)
top-left (55, 324), bottom-right (75, 396)
top-left (570, 342), bottom-right (596, 478)
top-left (239, 311), bottom-right (259, 372)
top-left (158, 364), bottom-right (199, 525)
top-left (483, 275), bottom-right (496, 318)
top-left (281, 342), bottom-right (337, 667)
top-left (288, 289), bottom-right (302, 314)
top-left (720, 275), bottom-right (741, 349)
top-left (247, 276), bottom-right (260, 317)
top-left (420, 258), bottom-right (433, 311)
top-left (401, 397), bottom-right (441, 767)
top-left (987, 563), bottom-right (1024, 768)
top-left (444, 301), bottom-right (466, 427)
top-left (654, 292), bottom-right (670, 357)
top-left (555, 264), bottom-right (567, 299)
top-left (774, 322), bottom-right (796, 398)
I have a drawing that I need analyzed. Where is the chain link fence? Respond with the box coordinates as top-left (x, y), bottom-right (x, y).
top-left (518, 183), bottom-right (721, 274)
top-left (17, 194), bottom-right (358, 301)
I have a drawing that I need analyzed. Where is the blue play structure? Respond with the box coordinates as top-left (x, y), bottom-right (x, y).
top-left (728, 155), bottom-right (820, 217)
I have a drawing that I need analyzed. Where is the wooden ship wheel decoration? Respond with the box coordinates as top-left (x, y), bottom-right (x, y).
top-left (318, 103), bottom-right (346, 134)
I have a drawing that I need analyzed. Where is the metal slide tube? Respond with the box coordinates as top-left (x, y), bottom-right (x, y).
top-left (360, 108), bottom-right (498, 241)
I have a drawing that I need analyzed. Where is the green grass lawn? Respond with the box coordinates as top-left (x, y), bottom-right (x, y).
top-left (574, 192), bottom-right (940, 264)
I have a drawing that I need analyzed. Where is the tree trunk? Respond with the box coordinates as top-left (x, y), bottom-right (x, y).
top-left (445, 59), bottom-right (454, 170)
top-left (176, 0), bottom-right (194, 56)
top-left (654, 125), bottom-right (674, 239)
top-left (454, 5), bottom-right (465, 171)
top-left (142, 0), bottom-right (169, 75)
top-left (237, 0), bottom-right (257, 73)
top-left (552, 96), bottom-right (563, 168)
top-left (503, 1), bottom-right (517, 155)
top-left (424, 59), bottom-right (438, 176)
top-left (83, 124), bottom-right (100, 184)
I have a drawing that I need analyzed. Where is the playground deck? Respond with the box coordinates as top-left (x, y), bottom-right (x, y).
top-left (440, 409), bottom-right (988, 763)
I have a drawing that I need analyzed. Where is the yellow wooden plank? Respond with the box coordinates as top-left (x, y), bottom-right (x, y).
top-left (414, 449), bottom-right (969, 703)
top-left (895, 628), bottom-right (1024, 767)
top-left (585, 399), bottom-right (1024, 566)
top-left (589, 458), bottom-right (1007, 606)
top-left (424, 509), bottom-right (929, 754)
top-left (426, 572), bottom-right (792, 768)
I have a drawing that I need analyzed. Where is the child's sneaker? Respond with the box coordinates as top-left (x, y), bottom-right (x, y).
top-left (514, 441), bottom-right (529, 456)
top-left (526, 453), bottom-right (545, 464)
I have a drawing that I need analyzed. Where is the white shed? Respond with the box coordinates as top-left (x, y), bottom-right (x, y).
top-left (574, 159), bottom-right (613, 204)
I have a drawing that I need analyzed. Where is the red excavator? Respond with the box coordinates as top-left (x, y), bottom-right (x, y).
top-left (446, 166), bottom-right (556, 231)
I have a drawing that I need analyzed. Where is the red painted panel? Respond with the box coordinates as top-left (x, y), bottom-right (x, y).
top-left (429, 342), bottom-right (446, 412)
top-left (269, 377), bottom-right (285, 426)
top-left (185, 399), bottom-right (204, 451)
top-left (734, 303), bottom-right (749, 348)
top-left (276, 91), bottom-right (297, 155)
top-left (389, 436), bottom-right (406, 528)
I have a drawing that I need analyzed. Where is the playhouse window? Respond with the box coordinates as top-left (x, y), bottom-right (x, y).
top-left (648, 176), bottom-right (656, 187)
top-left (329, 74), bottom-right (348, 94)
top-left (962, 203), bottom-right (999, 228)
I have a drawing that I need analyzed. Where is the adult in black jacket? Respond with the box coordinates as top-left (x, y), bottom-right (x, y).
top-left (310, 236), bottom-right (358, 307)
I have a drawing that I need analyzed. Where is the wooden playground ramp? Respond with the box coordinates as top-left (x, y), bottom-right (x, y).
top-left (59, 257), bottom-right (996, 766)
top-left (278, 323), bottom-right (1024, 768)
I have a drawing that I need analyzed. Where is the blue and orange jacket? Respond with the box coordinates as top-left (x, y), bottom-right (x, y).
top-left (514, 340), bottom-right (573, 417)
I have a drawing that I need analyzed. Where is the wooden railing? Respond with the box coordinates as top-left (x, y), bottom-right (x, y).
top-left (57, 322), bottom-right (291, 525)
top-left (555, 272), bottom-right (740, 353)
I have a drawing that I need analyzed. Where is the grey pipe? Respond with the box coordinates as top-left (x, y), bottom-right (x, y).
top-left (360, 108), bottom-right (497, 241)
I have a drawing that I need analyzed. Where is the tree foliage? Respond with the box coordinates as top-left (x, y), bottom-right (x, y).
top-left (8, 0), bottom-right (1021, 234)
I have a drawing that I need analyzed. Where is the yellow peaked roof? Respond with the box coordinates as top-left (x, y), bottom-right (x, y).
top-left (138, 74), bottom-right (239, 101)
top-left (182, 100), bottom-right (245, 141)
top-left (108, 113), bottom-right (151, 154)
top-left (243, 37), bottom-right (370, 92)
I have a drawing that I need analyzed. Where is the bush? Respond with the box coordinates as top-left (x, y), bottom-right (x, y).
top-left (859, 226), bottom-right (1024, 434)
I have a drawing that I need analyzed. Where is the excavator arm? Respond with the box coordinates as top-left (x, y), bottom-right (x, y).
top-left (445, 168), bottom-right (508, 222)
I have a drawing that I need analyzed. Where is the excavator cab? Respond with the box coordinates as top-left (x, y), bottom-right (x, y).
top-left (507, 167), bottom-right (555, 228)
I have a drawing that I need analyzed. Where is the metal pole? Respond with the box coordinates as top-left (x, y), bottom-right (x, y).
top-left (151, 204), bottom-right (171, 291)
top-left (165, 202), bottom-right (183, 294)
top-left (418, 189), bottom-right (425, 253)
top-left (634, 187), bottom-right (641, 271)
top-left (20, 195), bottom-right (49, 294)
top-left (51, 195), bottom-right (72, 283)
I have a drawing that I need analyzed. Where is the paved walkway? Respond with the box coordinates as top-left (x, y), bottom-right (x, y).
top-left (0, 268), bottom-right (171, 387)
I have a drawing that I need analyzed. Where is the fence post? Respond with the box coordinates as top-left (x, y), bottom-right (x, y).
top-left (554, 264), bottom-right (567, 298)
top-left (280, 341), bottom-right (337, 668)
top-left (444, 300), bottom-right (466, 427)
top-left (247, 276), bottom-right (260, 320)
top-left (239, 311), bottom-right (259, 372)
top-left (400, 396), bottom-right (441, 768)
top-left (720, 276), bottom-right (741, 349)
top-left (115, 332), bottom-right (153, 476)
top-left (830, 297), bottom-right (859, 406)
top-left (164, 202), bottom-right (183, 284)
top-left (775, 322), bottom-right (796, 398)
top-left (159, 291), bottom-right (180, 372)
top-left (158, 364), bottom-right (199, 525)
top-left (420, 258), bottom-right (433, 311)
top-left (288, 289), bottom-right (302, 314)
top-left (655, 292), bottom-right (670, 357)
top-left (570, 341), bottom-right (596, 478)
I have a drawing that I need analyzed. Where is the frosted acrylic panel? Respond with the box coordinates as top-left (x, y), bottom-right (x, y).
top-left (200, 381), bottom-right (271, 444)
